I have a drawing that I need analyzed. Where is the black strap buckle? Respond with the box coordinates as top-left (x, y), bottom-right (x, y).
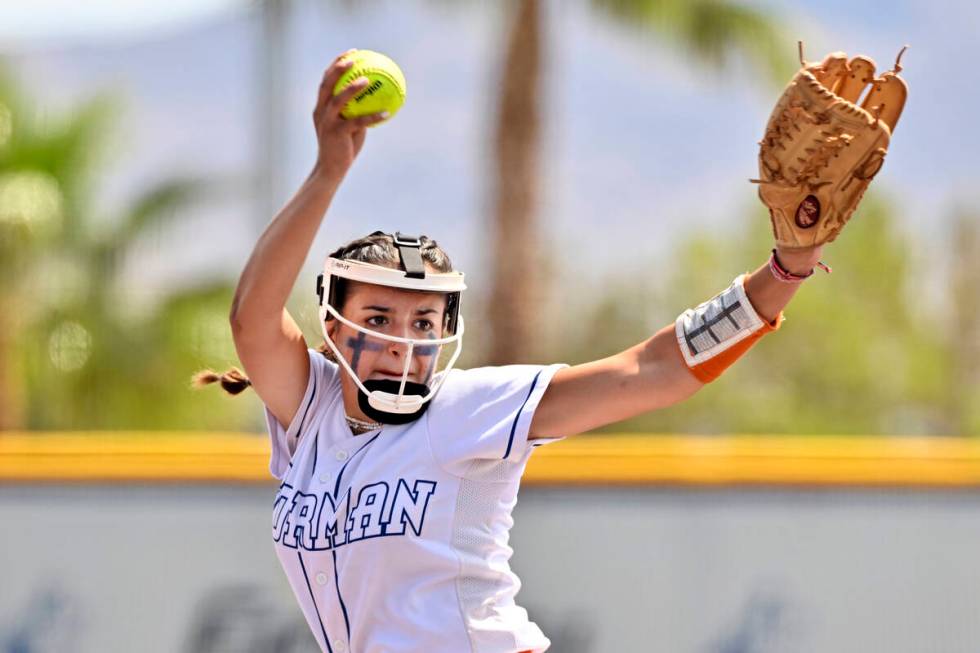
top-left (393, 232), bottom-right (422, 248)
top-left (393, 232), bottom-right (425, 279)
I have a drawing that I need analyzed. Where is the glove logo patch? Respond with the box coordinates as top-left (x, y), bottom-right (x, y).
top-left (795, 195), bottom-right (820, 229)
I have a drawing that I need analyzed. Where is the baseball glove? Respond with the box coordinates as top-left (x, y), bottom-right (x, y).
top-left (753, 44), bottom-right (909, 250)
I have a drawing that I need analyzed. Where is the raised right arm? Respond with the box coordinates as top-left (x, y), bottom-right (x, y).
top-left (230, 52), bottom-right (386, 427)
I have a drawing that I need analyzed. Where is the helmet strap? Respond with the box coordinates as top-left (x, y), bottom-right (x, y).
top-left (393, 232), bottom-right (426, 279)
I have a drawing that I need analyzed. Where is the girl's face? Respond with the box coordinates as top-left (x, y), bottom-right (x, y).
top-left (327, 280), bottom-right (447, 419)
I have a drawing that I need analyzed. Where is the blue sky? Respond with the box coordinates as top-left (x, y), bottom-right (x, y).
top-left (2, 0), bottom-right (975, 309)
top-left (0, 0), bottom-right (241, 44)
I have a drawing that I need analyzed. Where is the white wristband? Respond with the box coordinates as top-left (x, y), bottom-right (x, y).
top-left (674, 274), bottom-right (766, 368)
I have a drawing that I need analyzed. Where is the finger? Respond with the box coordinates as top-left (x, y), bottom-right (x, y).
top-left (350, 111), bottom-right (390, 129)
top-left (334, 48), bottom-right (358, 63)
top-left (860, 72), bottom-right (908, 134)
top-left (316, 58), bottom-right (357, 110)
top-left (808, 52), bottom-right (848, 89)
top-left (835, 55), bottom-right (876, 104)
top-left (328, 76), bottom-right (371, 116)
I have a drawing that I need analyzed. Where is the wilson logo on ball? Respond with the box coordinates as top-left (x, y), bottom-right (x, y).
top-left (355, 79), bottom-right (384, 103)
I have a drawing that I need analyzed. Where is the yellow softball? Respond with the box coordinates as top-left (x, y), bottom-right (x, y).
top-left (333, 50), bottom-right (407, 125)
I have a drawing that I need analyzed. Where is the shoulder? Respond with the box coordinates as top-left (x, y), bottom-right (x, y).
top-left (302, 348), bottom-right (343, 415)
top-left (308, 347), bottom-right (340, 385)
top-left (424, 363), bottom-right (567, 468)
top-left (428, 363), bottom-right (566, 426)
top-left (435, 364), bottom-right (552, 402)
top-left (270, 348), bottom-right (342, 435)
top-left (264, 348), bottom-right (342, 479)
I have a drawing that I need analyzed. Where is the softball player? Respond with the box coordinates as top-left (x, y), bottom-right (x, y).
top-left (204, 52), bottom-right (827, 653)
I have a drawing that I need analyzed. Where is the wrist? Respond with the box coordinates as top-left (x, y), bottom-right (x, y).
top-left (309, 160), bottom-right (348, 188)
top-left (774, 246), bottom-right (823, 275)
top-left (768, 247), bottom-right (832, 283)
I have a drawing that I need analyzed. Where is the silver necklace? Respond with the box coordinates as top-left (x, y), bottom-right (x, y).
top-left (345, 415), bottom-right (381, 434)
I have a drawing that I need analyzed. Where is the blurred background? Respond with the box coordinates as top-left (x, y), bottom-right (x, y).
top-left (1, 0), bottom-right (979, 651)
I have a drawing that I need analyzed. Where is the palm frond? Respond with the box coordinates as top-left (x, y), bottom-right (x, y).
top-left (590, 0), bottom-right (795, 83)
top-left (110, 177), bottom-right (209, 250)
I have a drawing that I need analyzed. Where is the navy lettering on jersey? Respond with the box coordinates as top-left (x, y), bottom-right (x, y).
top-left (272, 489), bottom-right (291, 543)
top-left (313, 487), bottom-right (350, 551)
top-left (383, 479), bottom-right (437, 537)
top-left (347, 482), bottom-right (389, 542)
top-left (282, 491), bottom-right (319, 550)
top-left (274, 479), bottom-right (438, 551)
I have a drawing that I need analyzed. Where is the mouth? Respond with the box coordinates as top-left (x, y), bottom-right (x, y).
top-left (369, 370), bottom-right (416, 382)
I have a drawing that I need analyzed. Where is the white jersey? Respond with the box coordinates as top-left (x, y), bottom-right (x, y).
top-left (265, 348), bottom-right (566, 653)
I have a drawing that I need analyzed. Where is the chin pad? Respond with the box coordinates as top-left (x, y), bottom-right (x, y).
top-left (357, 379), bottom-right (432, 425)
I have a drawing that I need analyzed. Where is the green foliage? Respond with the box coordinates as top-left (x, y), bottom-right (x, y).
top-left (0, 65), bottom-right (253, 431)
top-left (589, 0), bottom-right (797, 83)
top-left (949, 212), bottom-right (980, 435)
top-left (552, 196), bottom-right (970, 436)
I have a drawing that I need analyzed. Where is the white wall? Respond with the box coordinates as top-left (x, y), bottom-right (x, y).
top-left (2, 485), bottom-right (979, 652)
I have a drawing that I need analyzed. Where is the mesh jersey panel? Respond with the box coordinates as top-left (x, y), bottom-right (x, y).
top-left (452, 455), bottom-right (541, 652)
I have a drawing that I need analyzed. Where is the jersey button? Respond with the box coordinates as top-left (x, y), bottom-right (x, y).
top-left (333, 640), bottom-right (346, 652)
top-left (335, 450), bottom-right (349, 462)
top-left (315, 572), bottom-right (328, 586)
top-left (318, 473), bottom-right (330, 484)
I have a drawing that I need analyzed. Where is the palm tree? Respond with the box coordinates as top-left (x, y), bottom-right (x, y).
top-left (0, 69), bottom-right (240, 430)
top-left (0, 71), bottom-right (110, 427)
top-left (485, 0), bottom-right (792, 363)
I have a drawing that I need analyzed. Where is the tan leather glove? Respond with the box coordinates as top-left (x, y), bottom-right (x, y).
top-left (753, 45), bottom-right (909, 250)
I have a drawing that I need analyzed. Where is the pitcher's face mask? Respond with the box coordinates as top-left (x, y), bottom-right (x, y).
top-left (316, 233), bottom-right (466, 424)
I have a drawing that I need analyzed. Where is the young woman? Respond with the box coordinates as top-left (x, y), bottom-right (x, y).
top-left (202, 51), bottom-right (824, 653)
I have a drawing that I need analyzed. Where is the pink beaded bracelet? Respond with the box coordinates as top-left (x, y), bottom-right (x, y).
top-left (768, 249), bottom-right (832, 283)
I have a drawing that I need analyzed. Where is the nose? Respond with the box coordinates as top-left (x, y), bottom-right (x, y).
top-left (387, 339), bottom-right (410, 359)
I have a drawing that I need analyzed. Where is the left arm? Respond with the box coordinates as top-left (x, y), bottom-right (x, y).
top-left (533, 45), bottom-right (909, 438)
top-left (529, 246), bottom-right (823, 438)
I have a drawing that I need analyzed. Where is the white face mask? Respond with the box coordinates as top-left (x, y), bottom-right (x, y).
top-left (316, 250), bottom-right (466, 423)
top-left (318, 301), bottom-right (465, 418)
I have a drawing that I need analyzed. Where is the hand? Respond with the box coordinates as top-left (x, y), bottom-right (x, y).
top-left (775, 245), bottom-right (824, 275)
top-left (310, 50), bottom-right (390, 180)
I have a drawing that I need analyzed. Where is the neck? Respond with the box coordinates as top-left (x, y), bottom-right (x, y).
top-left (345, 414), bottom-right (381, 435)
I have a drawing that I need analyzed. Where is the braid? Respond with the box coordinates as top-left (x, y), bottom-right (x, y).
top-left (192, 347), bottom-right (336, 397)
top-left (192, 368), bottom-right (252, 395)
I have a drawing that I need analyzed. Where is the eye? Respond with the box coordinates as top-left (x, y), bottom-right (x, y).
top-left (414, 319), bottom-right (434, 332)
top-left (366, 315), bottom-right (388, 327)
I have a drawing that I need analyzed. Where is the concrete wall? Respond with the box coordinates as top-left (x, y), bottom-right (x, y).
top-left (3, 485), bottom-right (979, 652)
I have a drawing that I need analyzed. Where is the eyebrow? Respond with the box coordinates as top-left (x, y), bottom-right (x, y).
top-left (362, 305), bottom-right (438, 316)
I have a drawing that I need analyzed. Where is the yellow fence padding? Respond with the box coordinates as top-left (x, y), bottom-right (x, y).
top-left (2, 432), bottom-right (980, 487)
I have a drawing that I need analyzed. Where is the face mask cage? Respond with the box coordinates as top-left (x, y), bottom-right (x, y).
top-left (317, 302), bottom-right (465, 414)
top-left (315, 233), bottom-right (466, 418)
